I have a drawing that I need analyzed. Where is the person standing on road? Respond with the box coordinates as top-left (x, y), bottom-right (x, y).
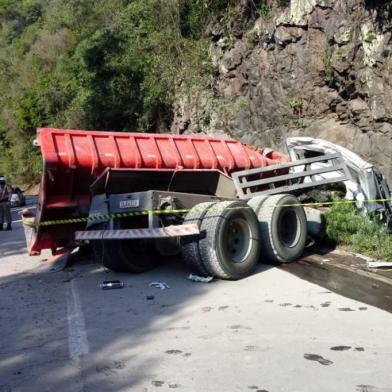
top-left (0, 175), bottom-right (12, 231)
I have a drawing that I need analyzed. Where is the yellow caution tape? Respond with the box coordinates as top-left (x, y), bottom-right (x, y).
top-left (21, 197), bottom-right (392, 228)
top-left (22, 209), bottom-right (191, 227)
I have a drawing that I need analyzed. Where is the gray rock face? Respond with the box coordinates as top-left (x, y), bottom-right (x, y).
top-left (172, 0), bottom-right (392, 183)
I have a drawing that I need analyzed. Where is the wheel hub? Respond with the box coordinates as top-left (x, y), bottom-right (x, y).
top-left (225, 218), bottom-right (252, 263)
top-left (278, 208), bottom-right (301, 248)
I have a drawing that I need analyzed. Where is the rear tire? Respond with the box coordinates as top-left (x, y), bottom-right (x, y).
top-left (198, 201), bottom-right (261, 280)
top-left (257, 194), bottom-right (307, 263)
top-left (247, 195), bottom-right (269, 214)
top-left (304, 207), bottom-right (326, 241)
top-left (181, 202), bottom-right (217, 276)
top-left (91, 222), bottom-right (160, 273)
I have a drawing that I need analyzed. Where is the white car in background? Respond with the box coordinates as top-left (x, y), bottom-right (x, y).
top-left (10, 187), bottom-right (26, 208)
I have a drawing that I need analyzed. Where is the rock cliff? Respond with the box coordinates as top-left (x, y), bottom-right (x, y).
top-left (172, 0), bottom-right (392, 182)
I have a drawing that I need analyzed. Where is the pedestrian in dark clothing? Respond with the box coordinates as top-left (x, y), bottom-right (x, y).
top-left (0, 175), bottom-right (12, 231)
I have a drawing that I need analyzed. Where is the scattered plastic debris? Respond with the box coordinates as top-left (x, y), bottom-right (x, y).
top-left (149, 282), bottom-right (170, 290)
top-left (99, 280), bottom-right (124, 290)
top-left (367, 261), bottom-right (392, 269)
top-left (188, 274), bottom-right (214, 283)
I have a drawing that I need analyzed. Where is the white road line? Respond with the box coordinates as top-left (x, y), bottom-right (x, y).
top-left (66, 279), bottom-right (89, 360)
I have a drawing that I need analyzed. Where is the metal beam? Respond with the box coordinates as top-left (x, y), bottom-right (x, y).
top-left (232, 153), bottom-right (342, 179)
top-left (240, 164), bottom-right (346, 188)
top-left (239, 177), bottom-right (351, 199)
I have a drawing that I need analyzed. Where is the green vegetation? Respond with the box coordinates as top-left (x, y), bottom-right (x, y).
top-left (247, 31), bottom-right (259, 46)
top-left (222, 31), bottom-right (235, 50)
top-left (0, 0), bottom-right (230, 183)
top-left (235, 96), bottom-right (248, 110)
top-left (322, 51), bottom-right (334, 85)
top-left (364, 31), bottom-right (377, 44)
top-left (325, 202), bottom-right (392, 261)
top-left (289, 96), bottom-right (303, 118)
top-left (289, 96), bottom-right (302, 110)
top-left (220, 6), bottom-right (237, 24)
top-left (259, 4), bottom-right (273, 20)
top-left (257, 0), bottom-right (287, 20)
top-left (295, 119), bottom-right (306, 129)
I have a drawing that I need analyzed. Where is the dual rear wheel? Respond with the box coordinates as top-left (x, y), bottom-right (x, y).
top-left (91, 194), bottom-right (307, 279)
top-left (181, 194), bottom-right (307, 280)
top-left (182, 201), bottom-right (261, 280)
top-left (248, 194), bottom-right (307, 264)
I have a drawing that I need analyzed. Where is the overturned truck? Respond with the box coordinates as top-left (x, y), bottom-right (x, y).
top-left (24, 128), bottom-right (349, 280)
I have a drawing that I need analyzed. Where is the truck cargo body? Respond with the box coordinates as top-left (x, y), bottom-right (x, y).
top-left (28, 128), bottom-right (289, 255)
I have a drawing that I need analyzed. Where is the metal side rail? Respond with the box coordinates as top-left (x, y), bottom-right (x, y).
top-left (75, 223), bottom-right (199, 241)
top-left (232, 153), bottom-right (352, 199)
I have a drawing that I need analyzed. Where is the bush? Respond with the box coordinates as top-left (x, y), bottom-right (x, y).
top-left (0, 0), bottom-right (231, 183)
top-left (324, 202), bottom-right (392, 261)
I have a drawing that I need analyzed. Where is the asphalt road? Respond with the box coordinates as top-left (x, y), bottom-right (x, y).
top-left (1, 198), bottom-right (392, 392)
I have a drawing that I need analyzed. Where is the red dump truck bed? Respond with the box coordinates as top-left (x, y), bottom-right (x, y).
top-left (27, 128), bottom-right (288, 255)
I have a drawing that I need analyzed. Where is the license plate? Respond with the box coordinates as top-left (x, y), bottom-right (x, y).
top-left (119, 199), bottom-right (139, 208)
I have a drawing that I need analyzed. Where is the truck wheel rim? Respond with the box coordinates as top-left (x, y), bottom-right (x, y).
top-left (224, 217), bottom-right (252, 263)
top-left (278, 208), bottom-right (301, 248)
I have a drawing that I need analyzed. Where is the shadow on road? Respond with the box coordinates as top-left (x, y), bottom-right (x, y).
top-left (0, 224), bottom-right (29, 258)
top-left (0, 241), bottom-right (274, 391)
top-left (0, 193), bottom-right (278, 390)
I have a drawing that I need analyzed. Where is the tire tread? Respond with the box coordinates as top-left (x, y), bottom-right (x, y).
top-left (257, 194), bottom-right (306, 263)
top-left (199, 201), bottom-right (260, 280)
top-left (181, 201), bottom-right (217, 276)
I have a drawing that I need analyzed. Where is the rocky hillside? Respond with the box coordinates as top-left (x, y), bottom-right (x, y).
top-left (172, 0), bottom-right (392, 182)
top-left (0, 0), bottom-right (391, 184)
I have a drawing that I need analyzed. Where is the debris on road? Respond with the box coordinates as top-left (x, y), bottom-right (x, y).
top-left (99, 280), bottom-right (125, 290)
top-left (146, 295), bottom-right (155, 300)
top-left (367, 261), bottom-right (392, 269)
top-left (149, 282), bottom-right (170, 290)
top-left (188, 274), bottom-right (214, 283)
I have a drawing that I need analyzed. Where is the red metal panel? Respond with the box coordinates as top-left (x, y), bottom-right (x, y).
top-left (38, 128), bottom-right (288, 173)
top-left (28, 128), bottom-right (289, 255)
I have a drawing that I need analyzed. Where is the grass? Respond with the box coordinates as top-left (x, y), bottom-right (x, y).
top-left (322, 52), bottom-right (334, 86)
top-left (324, 202), bottom-right (392, 261)
top-left (220, 7), bottom-right (237, 24)
top-left (289, 96), bottom-right (302, 110)
top-left (289, 96), bottom-right (303, 118)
